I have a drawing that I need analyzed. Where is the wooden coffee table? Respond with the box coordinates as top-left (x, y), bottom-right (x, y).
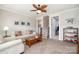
top-left (24, 36), bottom-right (42, 47)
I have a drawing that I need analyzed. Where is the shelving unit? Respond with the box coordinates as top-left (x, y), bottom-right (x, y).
top-left (63, 27), bottom-right (78, 43)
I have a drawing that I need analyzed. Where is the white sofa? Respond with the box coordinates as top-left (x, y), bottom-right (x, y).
top-left (0, 39), bottom-right (24, 54)
top-left (0, 33), bottom-right (36, 54)
top-left (0, 29), bottom-right (37, 54)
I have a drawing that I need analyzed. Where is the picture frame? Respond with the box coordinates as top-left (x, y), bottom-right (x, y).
top-left (65, 18), bottom-right (74, 24)
top-left (27, 22), bottom-right (30, 26)
top-left (21, 21), bottom-right (25, 25)
top-left (15, 21), bottom-right (19, 25)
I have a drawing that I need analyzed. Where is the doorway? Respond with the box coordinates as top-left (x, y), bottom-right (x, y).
top-left (50, 16), bottom-right (59, 40)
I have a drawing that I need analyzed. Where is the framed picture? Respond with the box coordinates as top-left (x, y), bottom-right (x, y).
top-left (15, 21), bottom-right (19, 25)
top-left (65, 18), bottom-right (74, 24)
top-left (27, 22), bottom-right (30, 26)
top-left (21, 21), bottom-right (25, 25)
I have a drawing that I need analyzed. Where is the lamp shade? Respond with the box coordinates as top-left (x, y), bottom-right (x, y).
top-left (3, 26), bottom-right (9, 31)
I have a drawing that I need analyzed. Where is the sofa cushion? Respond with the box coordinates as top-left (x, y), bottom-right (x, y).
top-left (15, 31), bottom-right (22, 37)
top-left (0, 39), bottom-right (24, 54)
top-left (26, 30), bottom-right (33, 34)
top-left (0, 34), bottom-right (3, 43)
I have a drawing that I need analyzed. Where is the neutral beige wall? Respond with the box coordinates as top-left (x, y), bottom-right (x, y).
top-left (43, 16), bottom-right (49, 28)
top-left (0, 9), bottom-right (36, 36)
top-left (50, 7), bottom-right (79, 40)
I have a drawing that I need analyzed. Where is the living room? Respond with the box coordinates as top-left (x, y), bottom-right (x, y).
top-left (0, 4), bottom-right (79, 54)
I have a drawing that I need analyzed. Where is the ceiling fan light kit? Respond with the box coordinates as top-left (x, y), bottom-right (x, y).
top-left (36, 10), bottom-right (41, 14)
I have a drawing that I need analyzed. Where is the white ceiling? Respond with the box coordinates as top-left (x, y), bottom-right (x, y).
top-left (0, 4), bottom-right (79, 18)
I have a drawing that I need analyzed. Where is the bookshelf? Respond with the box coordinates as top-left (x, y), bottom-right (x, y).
top-left (63, 27), bottom-right (78, 43)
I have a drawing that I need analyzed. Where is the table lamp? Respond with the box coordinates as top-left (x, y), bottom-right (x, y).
top-left (3, 26), bottom-right (9, 37)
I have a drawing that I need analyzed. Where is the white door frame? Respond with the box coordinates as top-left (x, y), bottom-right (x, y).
top-left (49, 16), bottom-right (59, 39)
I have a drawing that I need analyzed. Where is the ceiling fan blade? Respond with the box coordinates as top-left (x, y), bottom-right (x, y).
top-left (41, 5), bottom-right (47, 9)
top-left (30, 10), bottom-right (37, 11)
top-left (41, 9), bottom-right (47, 12)
top-left (32, 4), bottom-right (38, 9)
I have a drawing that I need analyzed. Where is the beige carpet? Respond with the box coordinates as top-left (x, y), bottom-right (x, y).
top-left (24, 39), bottom-right (77, 54)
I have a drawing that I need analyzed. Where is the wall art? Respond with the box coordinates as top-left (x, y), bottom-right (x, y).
top-left (15, 21), bottom-right (19, 25)
top-left (65, 18), bottom-right (74, 24)
top-left (27, 22), bottom-right (30, 26)
top-left (21, 21), bottom-right (25, 25)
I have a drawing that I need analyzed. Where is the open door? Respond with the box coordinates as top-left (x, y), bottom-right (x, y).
top-left (50, 16), bottom-right (59, 40)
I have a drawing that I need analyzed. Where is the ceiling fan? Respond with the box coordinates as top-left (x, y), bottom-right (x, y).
top-left (31, 4), bottom-right (47, 14)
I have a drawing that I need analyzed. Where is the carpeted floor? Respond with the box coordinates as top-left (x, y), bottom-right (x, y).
top-left (24, 39), bottom-right (77, 54)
